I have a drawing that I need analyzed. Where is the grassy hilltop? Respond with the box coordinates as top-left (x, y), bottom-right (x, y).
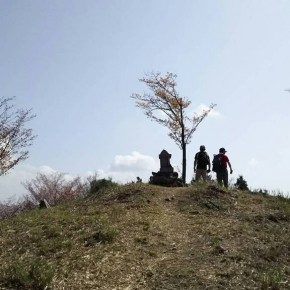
top-left (0, 183), bottom-right (290, 290)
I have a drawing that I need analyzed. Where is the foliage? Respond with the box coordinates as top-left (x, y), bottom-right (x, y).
top-left (86, 174), bottom-right (118, 195)
top-left (22, 172), bottom-right (84, 206)
top-left (128, 176), bottom-right (143, 185)
top-left (234, 175), bottom-right (249, 190)
top-left (131, 72), bottom-right (216, 184)
top-left (260, 269), bottom-right (286, 290)
top-left (0, 195), bottom-right (36, 220)
top-left (0, 97), bottom-right (36, 176)
top-left (252, 188), bottom-right (270, 196)
top-left (0, 258), bottom-right (55, 290)
top-left (0, 174), bottom-right (119, 219)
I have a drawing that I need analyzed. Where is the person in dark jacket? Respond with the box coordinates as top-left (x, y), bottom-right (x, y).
top-left (194, 145), bottom-right (211, 182)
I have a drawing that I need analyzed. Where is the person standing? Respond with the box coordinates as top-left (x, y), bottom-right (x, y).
top-left (212, 147), bottom-right (233, 188)
top-left (194, 145), bottom-right (211, 182)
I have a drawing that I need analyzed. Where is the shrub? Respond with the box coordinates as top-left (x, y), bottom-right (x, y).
top-left (252, 188), bottom-right (269, 196)
top-left (86, 175), bottom-right (118, 195)
top-left (234, 175), bottom-right (249, 191)
top-left (0, 258), bottom-right (55, 290)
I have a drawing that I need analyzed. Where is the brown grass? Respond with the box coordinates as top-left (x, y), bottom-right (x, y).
top-left (0, 183), bottom-right (290, 289)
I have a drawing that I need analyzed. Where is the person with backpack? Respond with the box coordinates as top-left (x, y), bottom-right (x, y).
top-left (194, 145), bottom-right (211, 182)
top-left (212, 147), bottom-right (233, 188)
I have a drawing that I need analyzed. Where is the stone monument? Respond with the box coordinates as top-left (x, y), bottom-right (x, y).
top-left (150, 150), bottom-right (183, 187)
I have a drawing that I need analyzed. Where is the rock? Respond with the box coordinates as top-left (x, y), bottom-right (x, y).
top-left (39, 199), bottom-right (50, 209)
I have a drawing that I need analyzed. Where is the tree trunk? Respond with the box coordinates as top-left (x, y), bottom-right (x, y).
top-left (182, 143), bottom-right (186, 185)
top-left (179, 103), bottom-right (186, 185)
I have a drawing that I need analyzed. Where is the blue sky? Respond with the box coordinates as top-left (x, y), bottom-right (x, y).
top-left (1, 0), bottom-right (290, 201)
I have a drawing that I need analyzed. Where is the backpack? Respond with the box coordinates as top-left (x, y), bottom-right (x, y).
top-left (212, 154), bottom-right (223, 172)
top-left (196, 152), bottom-right (209, 168)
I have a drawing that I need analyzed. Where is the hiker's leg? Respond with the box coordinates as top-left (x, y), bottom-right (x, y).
top-left (195, 169), bottom-right (202, 182)
top-left (223, 170), bottom-right (229, 188)
top-left (201, 170), bottom-right (207, 181)
top-left (216, 172), bottom-right (223, 186)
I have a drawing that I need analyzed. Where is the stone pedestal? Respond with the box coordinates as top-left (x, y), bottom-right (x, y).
top-left (149, 150), bottom-right (183, 187)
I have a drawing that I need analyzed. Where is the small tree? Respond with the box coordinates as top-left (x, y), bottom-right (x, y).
top-left (0, 196), bottom-right (35, 220)
top-left (131, 72), bottom-right (216, 184)
top-left (0, 97), bottom-right (36, 176)
top-left (22, 172), bottom-right (84, 206)
top-left (235, 175), bottom-right (249, 191)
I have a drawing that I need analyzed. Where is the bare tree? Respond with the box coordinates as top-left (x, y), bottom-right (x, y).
top-left (0, 196), bottom-right (35, 220)
top-left (0, 97), bottom-right (36, 175)
top-left (131, 72), bottom-right (216, 184)
top-left (22, 172), bottom-right (84, 206)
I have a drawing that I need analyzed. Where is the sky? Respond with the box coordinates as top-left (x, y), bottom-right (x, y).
top-left (1, 0), bottom-right (290, 201)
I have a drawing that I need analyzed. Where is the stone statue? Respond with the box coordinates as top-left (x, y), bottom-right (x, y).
top-left (150, 150), bottom-right (183, 187)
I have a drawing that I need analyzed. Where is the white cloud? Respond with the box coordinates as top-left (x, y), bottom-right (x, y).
top-left (94, 151), bottom-right (159, 184)
top-left (94, 170), bottom-right (137, 184)
top-left (0, 164), bottom-right (74, 202)
top-left (193, 104), bottom-right (222, 118)
top-left (39, 165), bottom-right (57, 175)
top-left (109, 151), bottom-right (158, 172)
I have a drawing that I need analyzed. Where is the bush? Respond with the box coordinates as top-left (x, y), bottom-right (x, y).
top-left (22, 172), bottom-right (85, 206)
top-left (251, 188), bottom-right (269, 196)
top-left (86, 175), bottom-right (118, 195)
top-left (234, 175), bottom-right (249, 191)
top-left (0, 258), bottom-right (55, 290)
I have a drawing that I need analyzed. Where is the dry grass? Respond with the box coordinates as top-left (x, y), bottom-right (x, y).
top-left (0, 183), bottom-right (290, 289)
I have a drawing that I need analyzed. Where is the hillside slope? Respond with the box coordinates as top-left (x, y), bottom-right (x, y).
top-left (0, 184), bottom-right (290, 290)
